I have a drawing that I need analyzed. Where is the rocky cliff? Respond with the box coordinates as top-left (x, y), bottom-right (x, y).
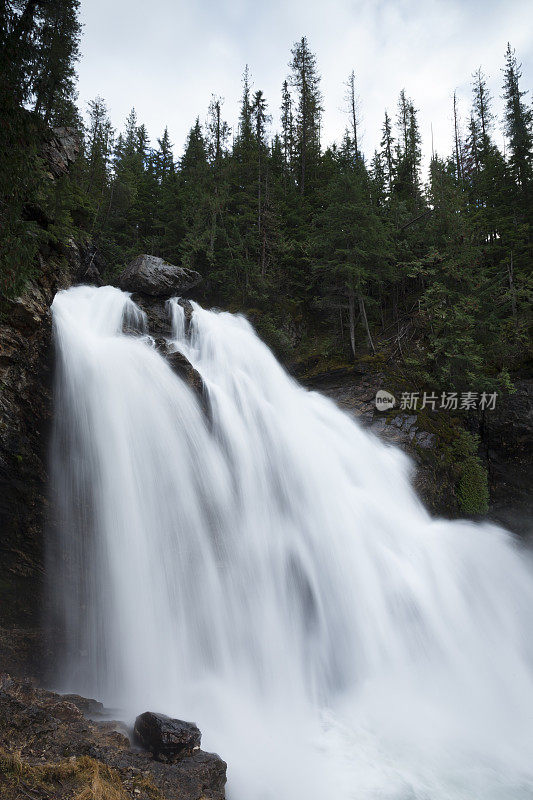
top-left (0, 126), bottom-right (83, 677)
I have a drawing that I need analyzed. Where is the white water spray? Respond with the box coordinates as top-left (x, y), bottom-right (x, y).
top-left (50, 284), bottom-right (533, 800)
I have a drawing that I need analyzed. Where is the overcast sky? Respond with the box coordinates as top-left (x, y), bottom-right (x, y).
top-left (77, 0), bottom-right (532, 172)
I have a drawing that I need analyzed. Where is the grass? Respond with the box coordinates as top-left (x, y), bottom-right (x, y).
top-left (0, 747), bottom-right (165, 799)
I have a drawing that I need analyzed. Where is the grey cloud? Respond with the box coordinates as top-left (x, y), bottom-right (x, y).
top-left (77, 0), bottom-right (533, 169)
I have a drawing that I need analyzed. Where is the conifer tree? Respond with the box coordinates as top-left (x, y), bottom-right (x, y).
top-left (32, 0), bottom-right (81, 124)
top-left (502, 43), bottom-right (533, 193)
top-left (280, 79), bottom-right (294, 182)
top-left (345, 70), bottom-right (360, 160)
top-left (289, 37), bottom-right (322, 194)
top-left (155, 127), bottom-right (175, 182)
top-left (380, 111), bottom-right (395, 196)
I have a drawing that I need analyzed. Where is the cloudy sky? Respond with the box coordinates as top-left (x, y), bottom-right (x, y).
top-left (77, 0), bottom-right (532, 170)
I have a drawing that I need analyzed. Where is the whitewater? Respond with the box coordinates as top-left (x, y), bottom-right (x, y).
top-left (50, 284), bottom-right (533, 800)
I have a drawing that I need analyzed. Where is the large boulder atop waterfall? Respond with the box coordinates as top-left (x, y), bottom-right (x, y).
top-left (134, 712), bottom-right (202, 762)
top-left (117, 255), bottom-right (202, 297)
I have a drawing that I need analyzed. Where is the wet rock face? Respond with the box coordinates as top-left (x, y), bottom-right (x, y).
top-left (0, 674), bottom-right (227, 800)
top-left (0, 126), bottom-right (82, 680)
top-left (481, 379), bottom-right (533, 529)
top-left (138, 299), bottom-right (206, 407)
top-left (0, 253), bottom-right (71, 677)
top-left (165, 349), bottom-right (205, 398)
top-left (117, 255), bottom-right (202, 298)
top-left (134, 712), bottom-right (201, 762)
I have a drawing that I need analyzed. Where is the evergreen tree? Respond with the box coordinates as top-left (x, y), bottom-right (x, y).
top-left (380, 111), bottom-right (395, 196)
top-left (502, 43), bottom-right (533, 193)
top-left (394, 91), bottom-right (422, 202)
top-left (155, 127), bottom-right (175, 183)
top-left (32, 0), bottom-right (81, 124)
top-left (280, 79), bottom-right (294, 182)
top-left (288, 36), bottom-right (322, 194)
top-left (345, 70), bottom-right (361, 161)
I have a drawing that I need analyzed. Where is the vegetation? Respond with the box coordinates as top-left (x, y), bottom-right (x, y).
top-left (1, 3), bottom-right (532, 395)
top-left (445, 429), bottom-right (490, 515)
top-left (0, 748), bottom-right (164, 800)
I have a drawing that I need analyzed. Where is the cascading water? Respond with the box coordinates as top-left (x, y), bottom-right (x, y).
top-left (50, 284), bottom-right (533, 800)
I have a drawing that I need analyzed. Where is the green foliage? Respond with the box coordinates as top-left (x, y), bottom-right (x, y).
top-left (0, 0), bottom-right (82, 299)
top-left (457, 456), bottom-right (490, 515)
top-left (445, 429), bottom-right (489, 515)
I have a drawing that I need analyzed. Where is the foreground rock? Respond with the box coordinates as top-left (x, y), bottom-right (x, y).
top-left (0, 674), bottom-right (226, 800)
top-left (117, 255), bottom-right (202, 298)
top-left (135, 712), bottom-right (201, 762)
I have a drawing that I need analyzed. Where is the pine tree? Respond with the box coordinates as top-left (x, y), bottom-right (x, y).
top-left (32, 0), bottom-right (81, 125)
top-left (394, 91), bottom-right (422, 202)
top-left (85, 97), bottom-right (113, 192)
top-left (288, 36), bottom-right (322, 194)
top-left (155, 127), bottom-right (175, 183)
top-left (380, 111), bottom-right (395, 196)
top-left (206, 95), bottom-right (230, 165)
top-left (317, 153), bottom-right (389, 356)
top-left (502, 44), bottom-right (533, 193)
top-left (472, 67), bottom-right (494, 147)
top-left (453, 91), bottom-right (465, 184)
top-left (280, 79), bottom-right (294, 182)
top-left (345, 70), bottom-right (360, 161)
top-left (177, 119), bottom-right (213, 276)
top-left (0, 0), bottom-right (83, 297)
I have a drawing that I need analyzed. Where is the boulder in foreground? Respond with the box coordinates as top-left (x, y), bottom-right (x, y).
top-left (134, 711), bottom-right (201, 762)
top-left (117, 254), bottom-right (202, 297)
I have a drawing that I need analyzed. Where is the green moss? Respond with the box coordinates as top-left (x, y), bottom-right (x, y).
top-left (443, 428), bottom-right (489, 515)
top-left (457, 456), bottom-right (489, 515)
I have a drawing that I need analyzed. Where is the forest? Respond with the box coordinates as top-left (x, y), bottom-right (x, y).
top-left (1, 0), bottom-right (532, 391)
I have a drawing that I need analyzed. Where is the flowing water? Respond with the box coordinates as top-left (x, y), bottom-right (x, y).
top-left (50, 284), bottom-right (533, 800)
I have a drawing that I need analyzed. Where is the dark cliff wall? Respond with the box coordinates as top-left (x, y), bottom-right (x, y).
top-left (0, 250), bottom-right (75, 676)
top-left (0, 130), bottom-right (79, 677)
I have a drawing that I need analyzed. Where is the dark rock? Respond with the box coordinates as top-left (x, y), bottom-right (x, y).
top-left (178, 298), bottom-right (194, 334)
top-left (61, 693), bottom-right (105, 716)
top-left (133, 294), bottom-right (173, 337)
top-left (80, 246), bottom-right (105, 286)
top-left (166, 349), bottom-right (205, 398)
top-left (117, 255), bottom-right (202, 298)
top-left (83, 263), bottom-right (103, 285)
top-left (41, 127), bottom-right (80, 179)
top-left (134, 712), bottom-right (201, 762)
top-left (414, 431), bottom-right (436, 449)
top-left (69, 241), bottom-right (106, 286)
top-left (481, 379), bottom-right (533, 526)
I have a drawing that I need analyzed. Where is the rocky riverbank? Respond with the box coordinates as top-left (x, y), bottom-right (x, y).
top-left (0, 674), bottom-right (226, 800)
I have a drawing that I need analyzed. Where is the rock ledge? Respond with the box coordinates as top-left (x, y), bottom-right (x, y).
top-left (117, 255), bottom-right (202, 298)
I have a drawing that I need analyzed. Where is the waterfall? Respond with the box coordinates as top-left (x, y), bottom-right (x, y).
top-left (50, 284), bottom-right (533, 800)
